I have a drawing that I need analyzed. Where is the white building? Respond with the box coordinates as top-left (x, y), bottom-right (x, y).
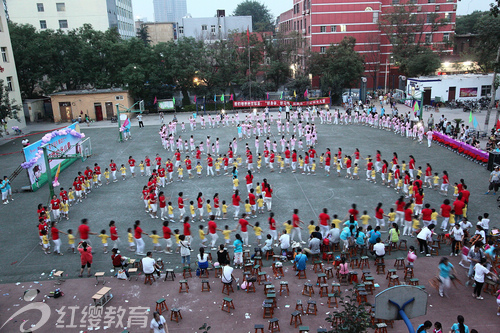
top-left (5, 0), bottom-right (135, 39)
top-left (177, 11), bottom-right (252, 42)
top-left (0, 8), bottom-right (26, 130)
top-left (154, 0), bottom-right (187, 24)
top-left (407, 74), bottom-right (500, 105)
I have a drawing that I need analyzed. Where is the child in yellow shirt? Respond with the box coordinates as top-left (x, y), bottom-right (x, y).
top-left (92, 174), bottom-right (98, 187)
top-left (139, 161), bottom-right (145, 176)
top-left (222, 225), bottom-right (233, 246)
top-left (255, 183), bottom-right (262, 196)
top-left (360, 211), bottom-right (371, 225)
top-left (253, 222), bottom-right (263, 246)
top-left (284, 220), bottom-right (293, 234)
top-left (215, 161), bottom-right (221, 175)
top-left (387, 171), bottom-right (393, 187)
top-left (430, 209), bottom-right (438, 225)
top-left (127, 228), bottom-right (135, 251)
top-left (244, 200), bottom-right (252, 215)
top-left (353, 164), bottom-right (359, 180)
top-left (308, 220), bottom-right (316, 234)
top-left (189, 201), bottom-right (196, 219)
top-left (104, 168), bottom-right (110, 185)
top-left (98, 229), bottom-right (109, 253)
top-left (386, 208), bottom-right (396, 223)
top-left (68, 188), bottom-right (75, 206)
top-left (120, 164), bottom-right (127, 180)
top-left (168, 202), bottom-right (175, 221)
top-left (432, 173), bottom-right (440, 189)
top-left (336, 161), bottom-right (341, 177)
top-left (279, 158), bottom-right (285, 173)
top-left (331, 215), bottom-right (342, 228)
top-left (411, 215), bottom-right (420, 236)
top-left (311, 161), bottom-right (316, 175)
top-left (67, 229), bottom-right (76, 253)
top-left (60, 200), bottom-right (69, 220)
top-left (257, 195), bottom-right (264, 214)
top-left (222, 200), bottom-right (228, 219)
top-left (174, 229), bottom-right (180, 253)
top-left (196, 162), bottom-right (203, 177)
top-left (233, 176), bottom-right (239, 191)
top-left (149, 230), bottom-right (162, 252)
top-left (236, 156), bottom-right (242, 167)
top-left (177, 166), bottom-right (184, 181)
top-left (257, 156), bottom-right (262, 172)
top-left (41, 230), bottom-right (50, 254)
top-left (299, 156), bottom-right (304, 170)
top-left (417, 166), bottom-right (423, 178)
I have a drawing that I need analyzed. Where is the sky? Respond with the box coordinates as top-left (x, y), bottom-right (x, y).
top-left (132, 0), bottom-right (496, 21)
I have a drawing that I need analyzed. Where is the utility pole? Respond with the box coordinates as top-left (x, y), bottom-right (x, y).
top-left (484, 45), bottom-right (500, 132)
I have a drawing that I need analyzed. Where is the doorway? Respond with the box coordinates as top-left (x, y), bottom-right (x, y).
top-left (59, 102), bottom-right (72, 122)
top-left (448, 87), bottom-right (456, 102)
top-left (105, 102), bottom-right (114, 120)
top-left (423, 88), bottom-right (431, 105)
top-left (94, 103), bottom-right (103, 121)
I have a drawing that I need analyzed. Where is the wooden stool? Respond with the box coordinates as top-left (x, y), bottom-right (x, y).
top-left (296, 299), bottom-right (304, 314)
top-left (265, 284), bottom-right (275, 295)
top-left (317, 273), bottom-right (327, 285)
top-left (279, 281), bottom-right (289, 296)
top-left (388, 275), bottom-right (400, 287)
top-left (302, 283), bottom-right (314, 297)
top-left (183, 266), bottom-right (192, 278)
top-left (398, 239), bottom-right (408, 250)
top-left (404, 266), bottom-right (414, 281)
top-left (375, 322), bottom-right (388, 333)
top-left (325, 267), bottom-right (334, 279)
top-left (290, 311), bottom-right (302, 327)
top-left (257, 271), bottom-right (268, 284)
top-left (349, 271), bottom-right (358, 284)
top-left (263, 303), bottom-right (274, 318)
top-left (243, 250), bottom-right (251, 261)
top-left (144, 273), bottom-right (156, 285)
top-left (127, 268), bottom-right (138, 281)
top-left (394, 257), bottom-right (405, 270)
top-left (92, 287), bottom-right (113, 307)
top-left (319, 284), bottom-right (329, 297)
top-left (254, 324), bottom-right (264, 333)
top-left (297, 269), bottom-right (307, 279)
top-left (272, 255), bottom-right (281, 262)
top-left (212, 266), bottom-right (221, 278)
top-left (94, 272), bottom-right (105, 286)
top-left (299, 326), bottom-right (309, 333)
top-left (222, 282), bottom-right (234, 295)
top-left (170, 308), bottom-right (182, 322)
top-left (317, 329), bottom-right (328, 333)
top-left (365, 281), bottom-right (374, 294)
top-left (409, 278), bottom-right (419, 286)
top-left (350, 256), bottom-right (360, 268)
top-left (386, 269), bottom-right (397, 280)
top-left (164, 268), bottom-right (175, 281)
top-left (265, 249), bottom-right (275, 260)
top-left (201, 279), bottom-right (210, 292)
top-left (179, 279), bottom-right (189, 293)
top-left (306, 300), bottom-right (317, 315)
top-left (339, 273), bottom-right (349, 284)
top-left (331, 282), bottom-right (341, 294)
top-left (246, 281), bottom-right (256, 293)
top-left (252, 264), bottom-right (262, 275)
top-left (156, 298), bottom-right (168, 314)
top-left (376, 263), bottom-right (385, 275)
top-left (244, 263), bottom-right (253, 272)
top-left (357, 291), bottom-right (368, 305)
top-left (327, 293), bottom-right (338, 308)
top-left (221, 297), bottom-right (235, 313)
top-left (254, 256), bottom-right (263, 265)
top-left (375, 257), bottom-right (385, 265)
top-left (361, 270), bottom-right (371, 282)
top-left (313, 260), bottom-right (323, 273)
top-left (360, 256), bottom-right (370, 269)
top-left (429, 245), bottom-right (439, 256)
top-left (200, 268), bottom-right (209, 278)
top-left (54, 271), bottom-right (65, 285)
top-left (266, 293), bottom-right (277, 308)
top-left (325, 251), bottom-right (334, 263)
top-left (268, 318), bottom-right (280, 333)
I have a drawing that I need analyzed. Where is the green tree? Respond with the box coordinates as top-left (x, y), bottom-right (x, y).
top-left (455, 11), bottom-right (489, 35)
top-left (491, 1), bottom-right (500, 17)
top-left (307, 37), bottom-right (365, 102)
top-left (405, 47), bottom-right (442, 77)
top-left (285, 75), bottom-right (310, 100)
top-left (326, 290), bottom-right (375, 333)
top-left (474, 14), bottom-right (500, 72)
top-left (233, 0), bottom-right (274, 32)
top-left (0, 80), bottom-right (22, 136)
top-left (137, 25), bottom-right (151, 46)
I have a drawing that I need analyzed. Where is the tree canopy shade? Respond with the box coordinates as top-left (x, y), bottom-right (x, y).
top-left (233, 0), bottom-right (274, 32)
top-left (474, 13), bottom-right (500, 72)
top-left (0, 79), bottom-right (22, 135)
top-left (492, 0), bottom-right (500, 17)
top-left (307, 37), bottom-right (365, 102)
top-left (455, 11), bottom-right (489, 35)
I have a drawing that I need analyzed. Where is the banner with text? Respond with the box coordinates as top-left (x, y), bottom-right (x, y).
top-left (233, 98), bottom-right (330, 108)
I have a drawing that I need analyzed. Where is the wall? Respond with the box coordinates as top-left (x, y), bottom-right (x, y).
top-left (143, 22), bottom-right (175, 45)
top-left (0, 8), bottom-right (26, 130)
top-left (23, 99), bottom-right (46, 122)
top-left (51, 91), bottom-right (132, 123)
top-left (178, 16), bottom-right (252, 41)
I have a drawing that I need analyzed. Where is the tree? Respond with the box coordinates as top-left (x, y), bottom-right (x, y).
top-left (285, 75), bottom-right (310, 100)
top-left (0, 80), bottom-right (22, 136)
top-left (474, 14), bottom-right (500, 72)
top-left (326, 290), bottom-right (375, 333)
top-left (233, 0), bottom-right (274, 32)
top-left (137, 25), bottom-right (151, 46)
top-left (307, 37), bottom-right (365, 102)
top-left (379, 2), bottom-right (449, 76)
top-left (492, 1), bottom-right (500, 17)
top-left (455, 11), bottom-right (489, 35)
top-left (405, 48), bottom-right (442, 77)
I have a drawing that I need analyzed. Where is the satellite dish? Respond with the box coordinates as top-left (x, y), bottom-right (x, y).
top-left (24, 289), bottom-right (40, 302)
top-left (401, 76), bottom-right (407, 81)
top-left (362, 77), bottom-right (367, 83)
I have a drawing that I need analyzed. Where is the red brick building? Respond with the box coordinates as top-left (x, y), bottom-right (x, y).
top-left (278, 0), bottom-right (457, 90)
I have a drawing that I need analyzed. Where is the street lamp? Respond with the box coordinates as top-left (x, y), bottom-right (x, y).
top-left (384, 55), bottom-right (394, 94)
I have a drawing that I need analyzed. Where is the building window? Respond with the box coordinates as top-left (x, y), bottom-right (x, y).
top-left (425, 34), bottom-right (432, 43)
top-left (179, 26), bottom-right (184, 34)
top-left (409, 0), bottom-right (417, 3)
top-left (435, 5), bottom-right (440, 11)
top-left (428, 0), bottom-right (436, 3)
top-left (40, 20), bottom-right (47, 29)
top-left (443, 33), bottom-right (449, 41)
top-left (6, 77), bottom-right (12, 91)
top-left (37, 3), bottom-right (44, 12)
top-left (59, 20), bottom-right (68, 29)
top-left (320, 26), bottom-right (326, 33)
top-left (392, 0), bottom-right (399, 4)
top-left (115, 95), bottom-right (124, 100)
top-left (211, 25), bottom-right (215, 33)
top-left (426, 15), bottom-right (433, 24)
top-left (373, 12), bottom-right (379, 23)
top-left (444, 13), bottom-right (451, 21)
top-left (1, 47), bottom-right (7, 63)
top-left (481, 85), bottom-right (492, 97)
top-left (331, 25), bottom-right (337, 32)
top-left (201, 25), bottom-right (207, 31)
top-left (56, 3), bottom-right (65, 11)
top-left (320, 46), bottom-right (326, 53)
top-left (340, 25), bottom-right (346, 32)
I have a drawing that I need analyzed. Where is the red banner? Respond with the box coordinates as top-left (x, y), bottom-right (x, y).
top-left (233, 98), bottom-right (330, 108)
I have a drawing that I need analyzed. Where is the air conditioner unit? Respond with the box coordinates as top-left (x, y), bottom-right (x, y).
top-left (417, 6), bottom-right (422, 12)
top-left (302, 11), bottom-right (305, 15)
top-left (453, 4), bottom-right (457, 10)
top-left (435, 5), bottom-right (440, 11)
top-left (302, 29), bottom-right (306, 34)
top-left (306, 9), bottom-right (310, 14)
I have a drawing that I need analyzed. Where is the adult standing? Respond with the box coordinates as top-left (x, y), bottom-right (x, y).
top-left (417, 224), bottom-right (435, 256)
top-left (449, 223), bottom-right (464, 256)
top-left (472, 258), bottom-right (492, 300)
top-left (466, 242), bottom-right (484, 286)
top-left (291, 209), bottom-right (305, 244)
top-left (77, 241), bottom-right (93, 277)
top-left (233, 234), bottom-right (244, 268)
top-left (318, 208), bottom-right (331, 238)
top-left (245, 170), bottom-right (253, 192)
top-left (179, 235), bottom-right (191, 267)
top-left (50, 221), bottom-right (63, 256)
top-left (485, 165), bottom-right (500, 195)
top-left (439, 199), bottom-right (452, 231)
top-left (109, 220), bottom-right (120, 249)
top-left (438, 257), bottom-right (455, 297)
top-left (77, 218), bottom-right (96, 246)
top-left (453, 194), bottom-right (465, 223)
top-left (134, 220), bottom-right (148, 256)
top-left (207, 216), bottom-right (218, 250)
top-left (268, 212), bottom-right (278, 246)
top-left (394, 197), bottom-right (405, 226)
top-left (149, 311), bottom-right (167, 333)
top-left (264, 181), bottom-right (273, 211)
top-left (236, 214), bottom-right (253, 247)
top-left (232, 189), bottom-right (242, 219)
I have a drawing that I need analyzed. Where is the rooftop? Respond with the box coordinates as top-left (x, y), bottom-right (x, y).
top-left (50, 88), bottom-right (128, 96)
